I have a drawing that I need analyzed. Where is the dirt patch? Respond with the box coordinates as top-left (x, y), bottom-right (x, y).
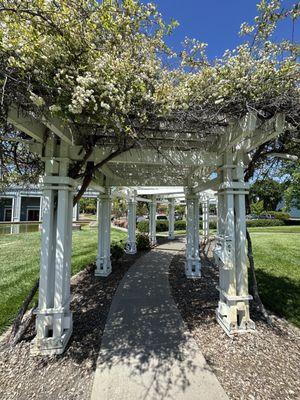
top-left (169, 240), bottom-right (300, 400)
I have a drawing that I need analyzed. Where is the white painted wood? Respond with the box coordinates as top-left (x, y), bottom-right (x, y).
top-left (202, 199), bottom-right (210, 241)
top-left (12, 192), bottom-right (21, 222)
top-left (185, 190), bottom-right (201, 278)
top-left (72, 202), bottom-right (79, 222)
top-left (7, 106), bottom-right (46, 143)
top-left (149, 195), bottom-right (157, 246)
top-left (214, 151), bottom-right (255, 336)
top-left (95, 188), bottom-right (112, 277)
top-left (33, 174), bottom-right (75, 354)
top-left (125, 190), bottom-right (137, 254)
top-left (168, 198), bottom-right (175, 240)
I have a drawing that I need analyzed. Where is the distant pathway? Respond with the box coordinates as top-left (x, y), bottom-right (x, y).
top-left (91, 239), bottom-right (229, 400)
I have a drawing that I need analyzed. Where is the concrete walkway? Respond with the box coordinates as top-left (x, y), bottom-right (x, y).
top-left (91, 239), bottom-right (229, 400)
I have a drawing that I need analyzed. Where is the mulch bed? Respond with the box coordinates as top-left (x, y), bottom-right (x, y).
top-left (0, 247), bottom-right (151, 400)
top-left (169, 239), bottom-right (300, 400)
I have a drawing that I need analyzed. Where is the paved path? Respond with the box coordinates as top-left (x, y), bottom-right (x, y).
top-left (91, 239), bottom-right (229, 400)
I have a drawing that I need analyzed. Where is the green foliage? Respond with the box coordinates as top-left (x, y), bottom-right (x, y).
top-left (209, 220), bottom-right (217, 229)
top-left (249, 179), bottom-right (284, 211)
top-left (136, 233), bottom-right (151, 251)
top-left (156, 221), bottom-right (169, 232)
top-left (136, 202), bottom-right (148, 217)
top-left (137, 220), bottom-right (149, 233)
top-left (110, 241), bottom-right (124, 262)
top-left (112, 194), bottom-right (127, 218)
top-left (137, 220), bottom-right (169, 233)
top-left (174, 220), bottom-right (186, 230)
top-left (283, 165), bottom-right (300, 211)
top-left (246, 219), bottom-right (284, 227)
top-left (261, 211), bottom-right (289, 220)
top-left (79, 197), bottom-right (97, 214)
top-left (250, 200), bottom-right (265, 216)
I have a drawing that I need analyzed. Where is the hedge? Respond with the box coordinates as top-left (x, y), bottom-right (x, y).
top-left (260, 211), bottom-right (290, 220)
top-left (137, 220), bottom-right (169, 233)
top-left (137, 219), bottom-right (217, 232)
top-left (246, 219), bottom-right (285, 227)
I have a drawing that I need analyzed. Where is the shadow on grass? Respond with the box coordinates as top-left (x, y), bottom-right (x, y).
top-left (254, 269), bottom-right (300, 327)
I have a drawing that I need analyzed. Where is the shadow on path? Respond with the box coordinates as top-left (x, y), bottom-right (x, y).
top-left (91, 239), bottom-right (228, 400)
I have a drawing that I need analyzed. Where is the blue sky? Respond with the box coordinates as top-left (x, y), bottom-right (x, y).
top-left (143, 0), bottom-right (299, 60)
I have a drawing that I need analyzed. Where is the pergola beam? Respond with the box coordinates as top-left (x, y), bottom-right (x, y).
top-left (8, 107), bottom-right (46, 143)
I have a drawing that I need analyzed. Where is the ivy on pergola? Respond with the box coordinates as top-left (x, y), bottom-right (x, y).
top-left (0, 0), bottom-right (299, 196)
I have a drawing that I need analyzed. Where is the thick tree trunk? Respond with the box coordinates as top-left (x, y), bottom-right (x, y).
top-left (246, 229), bottom-right (272, 324)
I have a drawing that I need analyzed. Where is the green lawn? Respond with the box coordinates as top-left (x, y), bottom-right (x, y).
top-left (0, 225), bottom-right (299, 334)
top-left (165, 226), bottom-right (300, 326)
top-left (250, 227), bottom-right (300, 327)
top-left (0, 227), bottom-right (126, 334)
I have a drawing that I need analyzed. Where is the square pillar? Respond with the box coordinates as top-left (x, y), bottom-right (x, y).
top-left (32, 149), bottom-right (76, 355)
top-left (202, 198), bottom-right (210, 242)
top-left (214, 151), bottom-right (255, 336)
top-left (149, 195), bottom-right (157, 246)
top-left (39, 196), bottom-right (43, 222)
top-left (125, 190), bottom-right (137, 254)
top-left (12, 192), bottom-right (21, 222)
top-left (168, 198), bottom-right (175, 240)
top-left (95, 188), bottom-right (112, 277)
top-left (72, 202), bottom-right (79, 222)
top-left (185, 189), bottom-right (201, 278)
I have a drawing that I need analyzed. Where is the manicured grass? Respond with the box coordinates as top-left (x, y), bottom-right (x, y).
top-left (0, 227), bottom-right (126, 334)
top-left (250, 228), bottom-right (300, 327)
top-left (162, 226), bottom-right (300, 326)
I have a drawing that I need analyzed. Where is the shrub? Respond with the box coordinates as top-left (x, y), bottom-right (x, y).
top-left (261, 211), bottom-right (290, 220)
top-left (111, 241), bottom-right (124, 261)
top-left (136, 233), bottom-right (151, 251)
top-left (174, 220), bottom-right (186, 230)
top-left (246, 219), bottom-right (284, 227)
top-left (137, 220), bottom-right (169, 233)
top-left (156, 221), bottom-right (168, 232)
top-left (209, 220), bottom-right (217, 229)
top-left (137, 220), bottom-right (149, 233)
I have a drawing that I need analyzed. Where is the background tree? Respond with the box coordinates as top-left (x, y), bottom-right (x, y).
top-left (249, 178), bottom-right (284, 211)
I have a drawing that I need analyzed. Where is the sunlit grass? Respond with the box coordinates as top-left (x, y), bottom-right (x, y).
top-left (0, 227), bottom-right (126, 334)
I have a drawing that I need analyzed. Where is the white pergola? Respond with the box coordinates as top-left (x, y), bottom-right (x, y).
top-left (7, 106), bottom-right (285, 355)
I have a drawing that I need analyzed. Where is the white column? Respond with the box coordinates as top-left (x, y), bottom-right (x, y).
top-left (96, 197), bottom-right (100, 222)
top-left (12, 192), bottom-right (21, 222)
top-left (33, 141), bottom-right (75, 355)
top-left (213, 151), bottom-right (255, 336)
top-left (202, 199), bottom-right (210, 241)
top-left (149, 195), bottom-right (157, 246)
top-left (39, 196), bottom-right (43, 222)
top-left (185, 190), bottom-right (201, 278)
top-left (95, 188), bottom-right (112, 277)
top-left (168, 198), bottom-right (175, 240)
top-left (125, 190), bottom-right (137, 254)
top-left (72, 202), bottom-right (79, 222)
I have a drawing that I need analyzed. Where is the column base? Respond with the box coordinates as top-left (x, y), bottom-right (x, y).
top-left (31, 312), bottom-right (73, 356)
top-left (168, 234), bottom-right (175, 240)
top-left (125, 241), bottom-right (137, 255)
top-left (185, 257), bottom-right (201, 279)
top-left (31, 327), bottom-right (73, 356)
top-left (150, 237), bottom-right (157, 246)
top-left (216, 297), bottom-right (255, 337)
top-left (95, 256), bottom-right (112, 277)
